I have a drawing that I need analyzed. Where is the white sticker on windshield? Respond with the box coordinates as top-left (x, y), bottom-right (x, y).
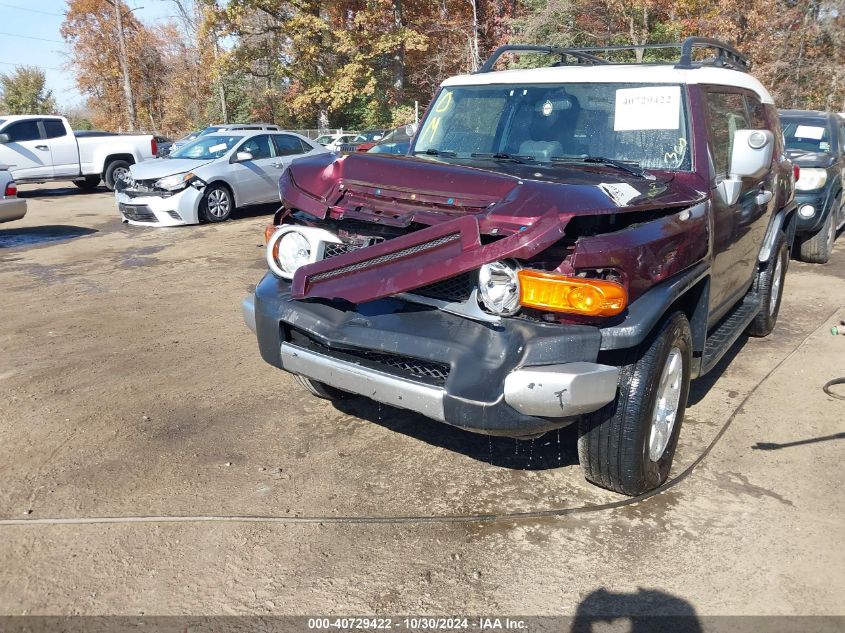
top-left (209, 143), bottom-right (228, 153)
top-left (794, 125), bottom-right (825, 140)
top-left (599, 182), bottom-right (641, 207)
top-left (614, 86), bottom-right (681, 131)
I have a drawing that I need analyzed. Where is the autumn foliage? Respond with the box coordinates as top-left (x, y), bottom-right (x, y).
top-left (59, 0), bottom-right (845, 136)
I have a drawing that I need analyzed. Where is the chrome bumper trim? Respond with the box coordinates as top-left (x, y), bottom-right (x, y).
top-left (503, 362), bottom-right (619, 417)
top-left (280, 343), bottom-right (446, 422)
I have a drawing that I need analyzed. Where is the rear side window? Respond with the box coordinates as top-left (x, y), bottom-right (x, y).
top-left (273, 134), bottom-right (308, 156)
top-left (5, 120), bottom-right (41, 142)
top-left (745, 96), bottom-right (768, 130)
top-left (704, 91), bottom-right (750, 178)
top-left (238, 134), bottom-right (273, 159)
top-left (43, 119), bottom-right (67, 139)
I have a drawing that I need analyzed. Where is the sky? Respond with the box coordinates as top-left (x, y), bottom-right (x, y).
top-left (0, 0), bottom-right (178, 109)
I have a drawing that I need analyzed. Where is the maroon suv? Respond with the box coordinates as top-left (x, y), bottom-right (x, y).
top-left (244, 38), bottom-right (797, 495)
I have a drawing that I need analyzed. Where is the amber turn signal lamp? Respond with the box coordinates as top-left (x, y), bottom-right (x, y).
top-left (518, 270), bottom-right (627, 317)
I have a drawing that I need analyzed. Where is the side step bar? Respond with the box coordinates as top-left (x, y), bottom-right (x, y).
top-left (697, 293), bottom-right (761, 377)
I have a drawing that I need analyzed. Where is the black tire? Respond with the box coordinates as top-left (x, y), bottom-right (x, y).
top-left (798, 204), bottom-right (836, 264)
top-left (747, 231), bottom-right (788, 338)
top-left (200, 183), bottom-right (234, 223)
top-left (294, 374), bottom-right (351, 401)
top-left (103, 160), bottom-right (131, 191)
top-left (578, 312), bottom-right (692, 496)
top-left (73, 175), bottom-right (101, 190)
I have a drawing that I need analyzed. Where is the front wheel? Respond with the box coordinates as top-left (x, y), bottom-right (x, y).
top-left (200, 184), bottom-right (234, 223)
top-left (578, 312), bottom-right (692, 496)
top-left (73, 175), bottom-right (101, 191)
top-left (798, 204), bottom-right (837, 264)
top-left (294, 375), bottom-right (351, 401)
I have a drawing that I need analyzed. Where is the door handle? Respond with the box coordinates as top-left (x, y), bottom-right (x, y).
top-left (35, 144), bottom-right (49, 151)
top-left (756, 190), bottom-right (773, 206)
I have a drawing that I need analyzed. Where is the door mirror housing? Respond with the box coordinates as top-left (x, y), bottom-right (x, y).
top-left (0, 133), bottom-right (9, 144)
top-left (718, 129), bottom-right (775, 205)
top-left (231, 151), bottom-right (253, 163)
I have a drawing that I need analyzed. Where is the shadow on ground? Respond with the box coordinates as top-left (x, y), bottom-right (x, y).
top-left (571, 588), bottom-right (702, 632)
top-left (332, 398), bottom-right (580, 471)
top-left (0, 225), bottom-right (98, 248)
top-left (18, 186), bottom-right (108, 198)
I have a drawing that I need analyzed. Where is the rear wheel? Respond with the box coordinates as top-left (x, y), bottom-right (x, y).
top-left (103, 160), bottom-right (131, 191)
top-left (747, 232), bottom-right (788, 338)
top-left (798, 203), bottom-right (837, 264)
top-left (294, 375), bottom-right (351, 401)
top-left (73, 175), bottom-right (101, 190)
top-left (200, 184), bottom-right (234, 223)
top-left (578, 312), bottom-right (692, 496)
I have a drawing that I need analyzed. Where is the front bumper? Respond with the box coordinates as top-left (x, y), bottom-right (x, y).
top-left (794, 189), bottom-right (837, 235)
top-left (245, 275), bottom-right (619, 437)
top-left (0, 197), bottom-right (26, 223)
top-left (115, 187), bottom-right (203, 227)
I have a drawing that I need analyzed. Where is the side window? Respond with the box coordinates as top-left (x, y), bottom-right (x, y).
top-left (704, 91), bottom-right (750, 178)
top-left (745, 96), bottom-right (768, 130)
top-left (238, 134), bottom-right (273, 160)
top-left (43, 119), bottom-right (67, 139)
top-left (5, 120), bottom-right (41, 142)
top-left (274, 134), bottom-right (307, 156)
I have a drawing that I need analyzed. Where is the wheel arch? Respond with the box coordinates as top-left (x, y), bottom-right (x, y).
top-left (102, 153), bottom-right (135, 177)
top-left (204, 178), bottom-right (238, 208)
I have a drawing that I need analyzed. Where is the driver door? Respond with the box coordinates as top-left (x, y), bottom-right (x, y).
top-left (229, 134), bottom-right (278, 206)
top-left (0, 119), bottom-right (53, 180)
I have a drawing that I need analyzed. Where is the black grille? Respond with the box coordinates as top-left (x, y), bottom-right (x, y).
top-left (165, 210), bottom-right (182, 221)
top-left (323, 242), bottom-right (361, 259)
top-left (414, 271), bottom-right (476, 302)
top-left (289, 329), bottom-right (449, 387)
top-left (119, 203), bottom-right (157, 222)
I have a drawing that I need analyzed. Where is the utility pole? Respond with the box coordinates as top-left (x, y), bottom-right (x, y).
top-left (468, 0), bottom-right (480, 72)
top-left (105, 0), bottom-right (137, 131)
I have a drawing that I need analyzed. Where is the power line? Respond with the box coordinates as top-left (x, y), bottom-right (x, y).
top-left (0, 31), bottom-right (64, 44)
top-left (0, 61), bottom-right (63, 71)
top-left (0, 2), bottom-right (64, 16)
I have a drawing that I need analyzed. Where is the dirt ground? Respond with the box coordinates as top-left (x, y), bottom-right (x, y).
top-left (0, 183), bottom-right (843, 620)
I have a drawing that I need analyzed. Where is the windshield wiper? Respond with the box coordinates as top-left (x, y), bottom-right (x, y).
top-left (551, 155), bottom-right (653, 179)
top-left (412, 148), bottom-right (457, 157)
top-left (471, 152), bottom-right (534, 164)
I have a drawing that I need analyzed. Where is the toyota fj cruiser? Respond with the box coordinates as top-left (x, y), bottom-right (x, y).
top-left (243, 38), bottom-right (796, 495)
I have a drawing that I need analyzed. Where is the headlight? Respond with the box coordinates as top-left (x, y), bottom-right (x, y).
top-left (266, 225), bottom-right (342, 279)
top-left (795, 167), bottom-right (827, 191)
top-left (478, 260), bottom-right (521, 315)
top-left (155, 172), bottom-right (193, 191)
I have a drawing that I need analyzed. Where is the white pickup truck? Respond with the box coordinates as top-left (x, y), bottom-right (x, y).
top-left (0, 115), bottom-right (157, 190)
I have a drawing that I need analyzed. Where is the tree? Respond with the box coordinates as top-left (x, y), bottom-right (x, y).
top-left (0, 67), bottom-right (57, 115)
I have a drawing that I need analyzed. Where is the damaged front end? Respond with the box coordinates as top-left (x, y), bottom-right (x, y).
top-left (247, 153), bottom-right (709, 436)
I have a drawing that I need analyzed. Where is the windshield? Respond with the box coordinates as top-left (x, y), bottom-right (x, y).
top-left (198, 126), bottom-right (224, 136)
top-left (354, 130), bottom-right (384, 142)
top-left (414, 83), bottom-right (691, 170)
top-left (782, 118), bottom-right (831, 153)
top-left (169, 135), bottom-right (240, 160)
top-left (315, 135), bottom-right (332, 144)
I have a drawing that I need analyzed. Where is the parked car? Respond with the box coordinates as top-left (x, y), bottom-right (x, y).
top-left (0, 115), bottom-right (157, 190)
top-left (778, 109), bottom-right (844, 263)
top-left (169, 124), bottom-right (282, 154)
top-left (315, 132), bottom-right (358, 151)
top-left (367, 124), bottom-right (417, 155)
top-left (339, 129), bottom-right (387, 153)
top-left (154, 135), bottom-right (173, 158)
top-left (244, 38), bottom-right (796, 496)
top-left (0, 164), bottom-right (25, 223)
top-left (115, 130), bottom-right (328, 226)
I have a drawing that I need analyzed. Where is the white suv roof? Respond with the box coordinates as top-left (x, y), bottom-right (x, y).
top-left (442, 64), bottom-right (774, 105)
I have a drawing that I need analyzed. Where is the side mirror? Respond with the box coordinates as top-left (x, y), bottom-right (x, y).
top-left (0, 133), bottom-right (9, 144)
top-left (718, 129), bottom-right (774, 206)
top-left (231, 151), bottom-right (253, 163)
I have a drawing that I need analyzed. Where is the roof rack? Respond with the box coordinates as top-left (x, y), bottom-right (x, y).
top-left (478, 37), bottom-right (751, 73)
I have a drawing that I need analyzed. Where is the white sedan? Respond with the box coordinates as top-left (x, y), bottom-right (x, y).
top-left (115, 130), bottom-right (328, 226)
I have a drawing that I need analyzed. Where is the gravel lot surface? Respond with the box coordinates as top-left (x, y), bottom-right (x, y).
top-left (1, 183), bottom-right (843, 619)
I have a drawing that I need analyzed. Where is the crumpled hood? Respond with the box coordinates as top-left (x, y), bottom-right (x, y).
top-left (786, 149), bottom-right (835, 169)
top-left (281, 152), bottom-right (706, 231)
top-left (129, 158), bottom-right (215, 181)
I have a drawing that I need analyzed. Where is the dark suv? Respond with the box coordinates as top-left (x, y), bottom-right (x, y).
top-left (244, 39), bottom-right (797, 496)
top-left (778, 109), bottom-right (845, 263)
